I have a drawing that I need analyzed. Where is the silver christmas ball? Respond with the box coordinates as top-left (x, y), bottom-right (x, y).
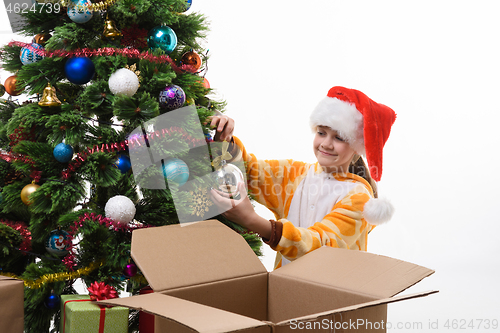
top-left (212, 162), bottom-right (245, 198)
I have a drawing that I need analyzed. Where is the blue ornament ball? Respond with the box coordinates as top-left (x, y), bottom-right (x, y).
top-left (45, 230), bottom-right (71, 256)
top-left (159, 84), bottom-right (185, 111)
top-left (44, 292), bottom-right (60, 309)
top-left (182, 0), bottom-right (192, 11)
top-left (113, 155), bottom-right (132, 174)
top-left (65, 57), bottom-right (95, 85)
top-left (53, 143), bottom-right (74, 163)
top-left (20, 43), bottom-right (44, 65)
top-left (147, 25), bottom-right (177, 53)
top-left (162, 158), bottom-right (189, 186)
top-left (67, 0), bottom-right (93, 24)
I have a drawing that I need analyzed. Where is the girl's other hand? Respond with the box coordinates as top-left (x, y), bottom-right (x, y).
top-left (206, 115), bottom-right (234, 142)
top-left (210, 182), bottom-right (272, 239)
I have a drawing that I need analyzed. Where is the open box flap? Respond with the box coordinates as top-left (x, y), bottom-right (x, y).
top-left (0, 275), bottom-right (24, 286)
top-left (98, 293), bottom-right (270, 333)
top-left (271, 247), bottom-right (434, 299)
top-left (276, 290), bottom-right (438, 326)
top-left (131, 220), bottom-right (267, 292)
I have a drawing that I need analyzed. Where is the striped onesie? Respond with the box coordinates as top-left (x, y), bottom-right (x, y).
top-left (231, 137), bottom-right (376, 269)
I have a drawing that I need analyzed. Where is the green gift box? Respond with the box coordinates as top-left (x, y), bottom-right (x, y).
top-left (60, 294), bottom-right (129, 333)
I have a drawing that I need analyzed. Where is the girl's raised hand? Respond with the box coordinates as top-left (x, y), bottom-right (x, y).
top-left (207, 115), bottom-right (234, 142)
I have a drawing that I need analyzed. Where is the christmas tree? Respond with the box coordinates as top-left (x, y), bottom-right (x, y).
top-left (0, 0), bottom-right (262, 331)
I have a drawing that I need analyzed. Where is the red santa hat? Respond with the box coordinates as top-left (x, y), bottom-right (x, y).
top-left (310, 86), bottom-right (396, 182)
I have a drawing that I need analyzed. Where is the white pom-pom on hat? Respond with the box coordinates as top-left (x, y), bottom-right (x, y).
top-left (108, 68), bottom-right (139, 97)
top-left (363, 197), bottom-right (395, 225)
top-left (105, 195), bottom-right (136, 225)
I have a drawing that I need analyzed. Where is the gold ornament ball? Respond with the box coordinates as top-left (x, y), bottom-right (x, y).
top-left (0, 84), bottom-right (5, 97)
top-left (21, 183), bottom-right (40, 205)
top-left (33, 33), bottom-right (52, 45)
top-left (4, 75), bottom-right (23, 96)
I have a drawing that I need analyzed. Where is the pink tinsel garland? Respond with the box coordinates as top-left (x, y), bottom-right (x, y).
top-left (62, 130), bottom-right (206, 179)
top-left (8, 41), bottom-right (196, 74)
top-left (62, 212), bottom-right (150, 270)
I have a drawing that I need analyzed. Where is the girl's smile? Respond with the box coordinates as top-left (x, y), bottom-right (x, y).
top-left (313, 126), bottom-right (356, 173)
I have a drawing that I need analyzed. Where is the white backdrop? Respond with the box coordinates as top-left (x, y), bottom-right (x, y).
top-left (2, 1), bottom-right (499, 331)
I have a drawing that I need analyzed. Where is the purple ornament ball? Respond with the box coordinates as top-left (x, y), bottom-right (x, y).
top-left (123, 262), bottom-right (137, 278)
top-left (159, 84), bottom-right (185, 111)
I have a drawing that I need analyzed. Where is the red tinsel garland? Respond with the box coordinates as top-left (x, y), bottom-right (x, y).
top-left (9, 125), bottom-right (36, 147)
top-left (70, 212), bottom-right (147, 235)
top-left (0, 219), bottom-right (32, 253)
top-left (0, 152), bottom-right (37, 166)
top-left (8, 41), bottom-right (196, 74)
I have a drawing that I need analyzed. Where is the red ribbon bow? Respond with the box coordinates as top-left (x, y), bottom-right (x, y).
top-left (88, 281), bottom-right (119, 301)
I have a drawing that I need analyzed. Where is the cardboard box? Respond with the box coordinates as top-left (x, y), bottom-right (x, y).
top-left (0, 275), bottom-right (24, 333)
top-left (100, 220), bottom-right (436, 332)
top-left (60, 294), bottom-right (129, 333)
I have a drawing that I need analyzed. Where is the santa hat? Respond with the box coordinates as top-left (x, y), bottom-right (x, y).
top-left (310, 86), bottom-right (396, 182)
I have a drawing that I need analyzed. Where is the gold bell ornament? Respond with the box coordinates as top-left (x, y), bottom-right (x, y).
top-left (103, 15), bottom-right (122, 41)
top-left (38, 82), bottom-right (61, 107)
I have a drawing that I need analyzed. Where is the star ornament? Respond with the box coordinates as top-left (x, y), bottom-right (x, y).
top-left (125, 63), bottom-right (142, 86)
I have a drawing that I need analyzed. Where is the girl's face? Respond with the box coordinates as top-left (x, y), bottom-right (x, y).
top-left (313, 126), bottom-right (356, 173)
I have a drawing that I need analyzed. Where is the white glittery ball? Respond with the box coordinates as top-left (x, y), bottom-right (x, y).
top-left (108, 68), bottom-right (139, 97)
top-left (105, 195), bottom-right (136, 225)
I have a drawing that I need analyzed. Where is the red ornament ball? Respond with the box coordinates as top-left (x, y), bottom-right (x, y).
top-left (181, 51), bottom-right (202, 73)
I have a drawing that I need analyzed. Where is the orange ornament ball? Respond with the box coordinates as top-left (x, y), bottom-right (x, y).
top-left (202, 77), bottom-right (210, 89)
top-left (181, 51), bottom-right (202, 73)
top-left (4, 75), bottom-right (23, 96)
top-left (33, 33), bottom-right (52, 45)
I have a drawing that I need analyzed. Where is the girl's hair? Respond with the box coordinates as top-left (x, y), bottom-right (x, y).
top-left (349, 154), bottom-right (378, 198)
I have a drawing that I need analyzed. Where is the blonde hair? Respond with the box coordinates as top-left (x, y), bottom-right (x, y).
top-left (349, 154), bottom-right (378, 198)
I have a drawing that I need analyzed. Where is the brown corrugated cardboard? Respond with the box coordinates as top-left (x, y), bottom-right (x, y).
top-left (99, 220), bottom-right (437, 332)
top-left (0, 275), bottom-right (24, 333)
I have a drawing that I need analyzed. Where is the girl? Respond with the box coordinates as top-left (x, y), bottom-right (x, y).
top-left (210, 86), bottom-right (396, 269)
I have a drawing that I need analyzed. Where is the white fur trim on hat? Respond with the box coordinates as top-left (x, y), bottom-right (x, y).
top-left (363, 197), bottom-right (394, 225)
top-left (309, 97), bottom-right (365, 155)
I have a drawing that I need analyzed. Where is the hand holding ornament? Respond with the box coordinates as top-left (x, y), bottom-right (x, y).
top-left (207, 114), bottom-right (234, 142)
top-left (210, 182), bottom-right (271, 239)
